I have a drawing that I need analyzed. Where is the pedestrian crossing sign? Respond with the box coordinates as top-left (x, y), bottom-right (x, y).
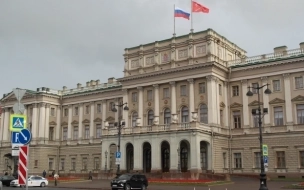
top-left (10, 114), bottom-right (27, 132)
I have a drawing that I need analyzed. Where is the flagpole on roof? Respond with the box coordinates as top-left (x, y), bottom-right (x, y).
top-left (173, 4), bottom-right (176, 37)
top-left (190, 0), bottom-right (193, 33)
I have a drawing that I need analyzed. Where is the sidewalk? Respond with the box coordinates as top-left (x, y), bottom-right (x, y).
top-left (49, 179), bottom-right (112, 189)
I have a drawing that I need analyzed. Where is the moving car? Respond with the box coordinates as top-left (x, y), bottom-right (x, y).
top-left (0, 175), bottom-right (16, 186)
top-left (111, 173), bottom-right (148, 190)
top-left (10, 175), bottom-right (48, 187)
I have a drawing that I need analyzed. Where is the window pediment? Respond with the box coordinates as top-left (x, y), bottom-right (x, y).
top-left (49, 121), bottom-right (57, 125)
top-left (82, 119), bottom-right (90, 124)
top-left (71, 120), bottom-right (79, 124)
top-left (230, 102), bottom-right (243, 108)
top-left (93, 117), bottom-right (102, 122)
top-left (106, 116), bottom-right (115, 121)
top-left (61, 121), bottom-right (68, 126)
top-left (248, 100), bottom-right (263, 106)
top-left (291, 95), bottom-right (304, 102)
top-left (269, 98), bottom-right (285, 104)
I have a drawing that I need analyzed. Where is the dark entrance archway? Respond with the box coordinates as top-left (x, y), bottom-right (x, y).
top-left (143, 142), bottom-right (151, 173)
top-left (126, 143), bottom-right (134, 172)
top-left (161, 141), bottom-right (170, 172)
top-left (180, 140), bottom-right (190, 172)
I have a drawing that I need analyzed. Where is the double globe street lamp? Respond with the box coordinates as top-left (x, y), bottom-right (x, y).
top-left (112, 102), bottom-right (129, 177)
top-left (246, 84), bottom-right (271, 190)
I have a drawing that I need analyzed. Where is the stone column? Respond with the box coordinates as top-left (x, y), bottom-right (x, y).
top-left (56, 105), bottom-right (61, 141)
top-left (2, 108), bottom-right (9, 141)
top-left (241, 80), bottom-right (249, 127)
top-left (137, 86), bottom-right (143, 126)
top-left (190, 134), bottom-right (200, 173)
top-left (68, 105), bottom-right (73, 141)
top-left (38, 103), bottom-right (46, 141)
top-left (151, 135), bottom-right (161, 172)
top-left (78, 103), bottom-right (83, 141)
top-left (122, 89), bottom-right (129, 127)
top-left (44, 104), bottom-right (50, 141)
top-left (223, 82), bottom-right (229, 127)
top-left (133, 140), bottom-right (142, 171)
top-left (169, 136), bottom-right (178, 172)
top-left (0, 109), bottom-right (4, 142)
top-left (114, 98), bottom-right (119, 122)
top-left (90, 102), bottom-right (95, 142)
top-left (32, 104), bottom-right (38, 140)
top-left (206, 76), bottom-right (218, 125)
top-left (102, 100), bottom-right (107, 127)
top-left (170, 81), bottom-right (177, 123)
top-left (153, 84), bottom-right (160, 124)
top-left (283, 73), bottom-right (293, 124)
top-left (188, 79), bottom-right (195, 121)
top-left (261, 77), bottom-right (271, 126)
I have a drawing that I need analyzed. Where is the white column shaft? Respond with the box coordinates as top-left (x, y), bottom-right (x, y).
top-left (68, 106), bottom-right (72, 140)
top-left (283, 74), bottom-right (293, 123)
top-left (207, 76), bottom-right (217, 124)
top-left (190, 135), bottom-right (200, 169)
top-left (0, 111), bottom-right (4, 142)
top-left (133, 141), bottom-right (142, 170)
top-left (90, 103), bottom-right (95, 140)
top-left (102, 101), bottom-right (107, 127)
top-left (78, 104), bottom-right (83, 139)
top-left (38, 104), bottom-right (46, 139)
top-left (138, 87), bottom-right (143, 126)
top-left (56, 106), bottom-right (61, 141)
top-left (224, 83), bottom-right (229, 127)
top-left (32, 105), bottom-right (38, 139)
top-left (170, 137), bottom-right (178, 170)
top-left (188, 79), bottom-right (195, 120)
top-left (242, 81), bottom-right (249, 126)
top-left (170, 82), bottom-right (177, 114)
top-left (151, 136), bottom-right (161, 171)
top-left (45, 105), bottom-right (50, 140)
top-left (154, 85), bottom-right (159, 116)
top-left (3, 109), bottom-right (9, 141)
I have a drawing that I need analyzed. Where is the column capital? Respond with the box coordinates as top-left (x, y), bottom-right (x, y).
top-left (46, 104), bottom-right (51, 108)
top-left (169, 81), bottom-right (176, 86)
top-left (241, 79), bottom-right (248, 85)
top-left (153, 84), bottom-right (159, 89)
top-left (101, 99), bottom-right (107, 104)
top-left (90, 101), bottom-right (95, 105)
top-left (57, 105), bottom-right (61, 109)
top-left (187, 78), bottom-right (194, 84)
top-left (283, 73), bottom-right (290, 79)
top-left (261, 76), bottom-right (268, 82)
top-left (40, 103), bottom-right (46, 107)
top-left (122, 88), bottom-right (128, 94)
top-left (68, 104), bottom-right (73, 108)
top-left (223, 81), bottom-right (228, 87)
top-left (114, 98), bottom-right (119, 102)
top-left (137, 86), bottom-right (143, 90)
top-left (4, 107), bottom-right (9, 112)
top-left (32, 103), bottom-right (37, 108)
top-left (206, 75), bottom-right (218, 82)
top-left (78, 103), bottom-right (84, 106)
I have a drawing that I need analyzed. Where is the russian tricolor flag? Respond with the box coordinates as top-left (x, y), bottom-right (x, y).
top-left (174, 7), bottom-right (190, 20)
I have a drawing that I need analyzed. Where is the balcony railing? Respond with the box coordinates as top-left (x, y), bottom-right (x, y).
top-left (228, 48), bottom-right (304, 67)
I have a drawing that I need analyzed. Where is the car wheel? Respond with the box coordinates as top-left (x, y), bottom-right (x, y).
top-left (125, 184), bottom-right (131, 190)
top-left (40, 182), bottom-right (46, 187)
top-left (141, 184), bottom-right (146, 190)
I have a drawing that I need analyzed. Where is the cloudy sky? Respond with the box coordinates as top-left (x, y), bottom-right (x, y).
top-left (0, 0), bottom-right (303, 97)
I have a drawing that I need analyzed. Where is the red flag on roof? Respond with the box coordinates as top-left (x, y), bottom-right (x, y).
top-left (192, 1), bottom-right (209, 13)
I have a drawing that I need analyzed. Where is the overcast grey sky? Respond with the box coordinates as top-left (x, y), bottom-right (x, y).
top-left (0, 0), bottom-right (303, 97)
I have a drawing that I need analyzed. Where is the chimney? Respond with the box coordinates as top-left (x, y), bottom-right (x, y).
top-left (86, 82), bottom-right (90, 87)
top-left (108, 77), bottom-right (115, 84)
top-left (96, 80), bottom-right (100, 85)
top-left (36, 88), bottom-right (40, 92)
top-left (90, 80), bottom-right (96, 86)
top-left (300, 42), bottom-right (304, 51)
top-left (274, 46), bottom-right (288, 56)
top-left (63, 86), bottom-right (67, 91)
top-left (41, 87), bottom-right (46, 91)
top-left (77, 83), bottom-right (82, 89)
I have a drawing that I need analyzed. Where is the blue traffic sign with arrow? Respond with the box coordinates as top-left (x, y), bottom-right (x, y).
top-left (18, 129), bottom-right (32, 145)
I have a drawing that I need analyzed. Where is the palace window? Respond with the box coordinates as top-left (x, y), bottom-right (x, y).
top-left (74, 107), bottom-right (79, 116)
top-left (97, 104), bottom-right (101, 113)
top-left (276, 151), bottom-right (286, 168)
top-left (199, 104), bottom-right (208, 124)
top-left (50, 108), bottom-right (55, 116)
top-left (274, 107), bottom-right (284, 126)
top-left (62, 127), bottom-right (67, 141)
top-left (181, 107), bottom-right (189, 123)
top-left (300, 151), bottom-right (304, 168)
top-left (297, 104), bottom-right (304, 124)
top-left (96, 124), bottom-right (102, 138)
top-left (163, 88), bottom-right (170, 98)
top-left (295, 76), bottom-right (304, 89)
top-left (252, 83), bottom-right (258, 94)
top-left (48, 158), bottom-right (54, 170)
top-left (234, 153), bottom-right (242, 169)
top-left (71, 158), bottom-right (76, 170)
top-left (85, 105), bottom-right (90, 114)
top-left (233, 111), bottom-right (241, 129)
top-left (49, 127), bottom-right (54, 141)
top-left (73, 126), bottom-right (78, 140)
top-left (273, 80), bottom-right (281, 92)
top-left (84, 125), bottom-right (90, 139)
top-left (132, 92), bottom-right (138, 102)
top-left (132, 112), bottom-right (138, 127)
top-left (147, 110), bottom-right (154, 126)
top-left (232, 86), bottom-right (239, 96)
top-left (82, 157), bottom-right (88, 170)
top-left (199, 82), bottom-right (206, 94)
top-left (64, 108), bottom-right (68, 117)
top-left (254, 152), bottom-right (261, 168)
top-left (164, 109), bottom-right (171, 125)
top-left (180, 85), bottom-right (187, 96)
top-left (147, 90), bottom-right (153, 101)
top-left (219, 84), bottom-right (222, 95)
top-left (60, 158), bottom-right (65, 170)
top-left (94, 157), bottom-right (100, 170)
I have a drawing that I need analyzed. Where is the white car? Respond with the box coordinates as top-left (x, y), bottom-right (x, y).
top-left (10, 175), bottom-right (48, 187)
top-left (0, 181), bottom-right (3, 190)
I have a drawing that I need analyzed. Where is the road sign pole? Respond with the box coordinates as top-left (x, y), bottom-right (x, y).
top-left (26, 144), bottom-right (29, 190)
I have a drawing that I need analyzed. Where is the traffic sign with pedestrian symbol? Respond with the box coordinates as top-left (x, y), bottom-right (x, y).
top-left (10, 114), bottom-right (27, 132)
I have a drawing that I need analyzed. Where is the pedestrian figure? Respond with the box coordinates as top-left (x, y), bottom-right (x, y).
top-left (89, 171), bottom-right (93, 180)
top-left (54, 173), bottom-right (59, 186)
top-left (51, 170), bottom-right (55, 177)
top-left (4, 172), bottom-right (8, 176)
top-left (42, 170), bottom-right (46, 178)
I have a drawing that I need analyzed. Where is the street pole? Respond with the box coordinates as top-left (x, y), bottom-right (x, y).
top-left (247, 84), bottom-right (271, 190)
top-left (112, 102), bottom-right (129, 177)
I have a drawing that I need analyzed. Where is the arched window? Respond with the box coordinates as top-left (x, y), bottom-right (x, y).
top-left (200, 104), bottom-right (208, 123)
top-left (181, 107), bottom-right (189, 123)
top-left (164, 109), bottom-right (171, 124)
top-left (132, 112), bottom-right (138, 127)
top-left (147, 110), bottom-right (154, 126)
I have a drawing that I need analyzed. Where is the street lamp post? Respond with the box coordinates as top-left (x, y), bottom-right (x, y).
top-left (177, 147), bottom-right (181, 173)
top-left (112, 102), bottom-right (129, 177)
top-left (246, 84), bottom-right (271, 190)
top-left (105, 150), bottom-right (108, 173)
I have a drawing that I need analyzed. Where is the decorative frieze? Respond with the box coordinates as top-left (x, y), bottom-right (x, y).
top-left (206, 75), bottom-right (218, 82)
top-left (187, 79), bottom-right (194, 84)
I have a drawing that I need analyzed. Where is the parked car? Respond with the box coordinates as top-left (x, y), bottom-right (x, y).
top-left (0, 181), bottom-right (3, 190)
top-left (0, 175), bottom-right (16, 186)
top-left (110, 173), bottom-right (148, 190)
top-left (10, 175), bottom-right (48, 187)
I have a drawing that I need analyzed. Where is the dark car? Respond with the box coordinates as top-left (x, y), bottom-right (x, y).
top-left (0, 175), bottom-right (16, 187)
top-left (111, 173), bottom-right (148, 190)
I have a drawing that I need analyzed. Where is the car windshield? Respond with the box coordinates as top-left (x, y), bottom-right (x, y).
top-left (117, 174), bottom-right (132, 180)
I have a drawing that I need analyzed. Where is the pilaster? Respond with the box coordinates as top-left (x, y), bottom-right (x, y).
top-left (206, 75), bottom-right (218, 125)
top-left (122, 89), bottom-right (129, 127)
top-left (261, 76), bottom-right (271, 126)
top-left (0, 108), bottom-right (4, 142)
top-left (32, 104), bottom-right (38, 140)
top-left (90, 101), bottom-right (95, 142)
top-left (151, 135), bottom-right (161, 171)
top-left (223, 82), bottom-right (229, 128)
top-left (283, 73), bottom-right (293, 124)
top-left (187, 79), bottom-right (195, 121)
top-left (153, 84), bottom-right (160, 125)
top-left (68, 105), bottom-right (73, 141)
top-left (38, 103), bottom-right (46, 140)
top-left (78, 103), bottom-right (83, 141)
top-left (44, 104), bottom-right (50, 141)
top-left (170, 81), bottom-right (177, 118)
top-left (241, 79), bottom-right (249, 127)
top-left (56, 105), bottom-right (61, 141)
top-left (137, 86), bottom-right (143, 126)
top-left (102, 100), bottom-right (107, 128)
top-left (2, 108), bottom-right (10, 141)
top-left (169, 135), bottom-right (178, 171)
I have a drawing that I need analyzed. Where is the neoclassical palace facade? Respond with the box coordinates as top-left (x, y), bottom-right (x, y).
top-left (1, 28), bottom-right (304, 178)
